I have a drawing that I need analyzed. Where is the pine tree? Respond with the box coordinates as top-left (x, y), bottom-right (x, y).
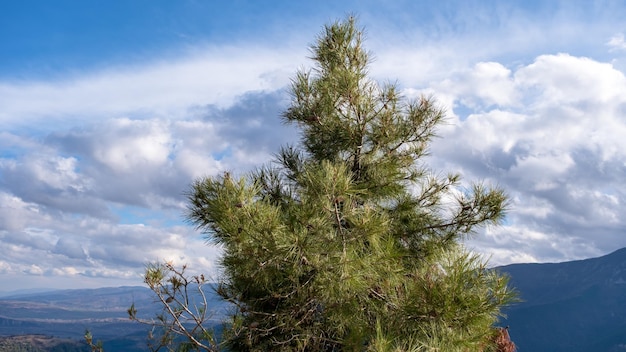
top-left (185, 17), bottom-right (516, 351)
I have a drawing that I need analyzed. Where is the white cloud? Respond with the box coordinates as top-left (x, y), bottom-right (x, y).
top-left (0, 192), bottom-right (44, 232)
top-left (25, 265), bottom-right (44, 276)
top-left (90, 118), bottom-right (173, 173)
top-left (436, 62), bottom-right (517, 109)
top-left (429, 53), bottom-right (626, 263)
top-left (0, 87), bottom-right (298, 288)
top-left (3, 3), bottom-right (626, 290)
top-left (515, 53), bottom-right (626, 105)
top-left (0, 46), bottom-right (305, 131)
top-left (0, 203), bottom-right (225, 287)
top-left (4, 49), bottom-right (626, 288)
top-left (608, 33), bottom-right (626, 51)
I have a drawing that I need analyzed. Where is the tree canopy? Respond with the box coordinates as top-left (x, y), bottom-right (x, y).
top-left (148, 16), bottom-right (516, 352)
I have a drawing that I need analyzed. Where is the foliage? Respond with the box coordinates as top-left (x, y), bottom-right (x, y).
top-left (138, 16), bottom-right (517, 351)
top-left (84, 330), bottom-right (104, 352)
top-left (128, 262), bottom-right (220, 351)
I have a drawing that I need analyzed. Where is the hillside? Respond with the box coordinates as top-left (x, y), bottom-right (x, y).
top-left (0, 285), bottom-right (227, 351)
top-left (0, 287), bottom-right (153, 351)
top-left (499, 248), bottom-right (626, 351)
top-left (3, 250), bottom-right (626, 351)
top-left (0, 335), bottom-right (88, 352)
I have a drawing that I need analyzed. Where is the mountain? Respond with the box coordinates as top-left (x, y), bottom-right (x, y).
top-left (0, 285), bottom-right (228, 351)
top-left (4, 249), bottom-right (626, 351)
top-left (0, 286), bottom-right (157, 351)
top-left (499, 247), bottom-right (626, 352)
top-left (0, 288), bottom-right (61, 298)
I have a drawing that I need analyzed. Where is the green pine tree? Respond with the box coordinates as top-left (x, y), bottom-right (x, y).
top-left (184, 16), bottom-right (516, 351)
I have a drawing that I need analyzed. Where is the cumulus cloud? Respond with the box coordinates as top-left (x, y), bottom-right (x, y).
top-left (3, 50), bottom-right (626, 287)
top-left (2, 3), bottom-right (626, 289)
top-left (0, 87), bottom-right (297, 288)
top-left (428, 53), bottom-right (626, 264)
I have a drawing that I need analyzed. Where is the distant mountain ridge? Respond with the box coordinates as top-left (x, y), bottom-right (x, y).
top-left (499, 247), bottom-right (626, 351)
top-left (3, 249), bottom-right (626, 351)
top-left (1, 286), bottom-right (155, 311)
top-left (0, 286), bottom-right (156, 351)
top-left (0, 288), bottom-right (61, 298)
top-left (0, 285), bottom-right (229, 351)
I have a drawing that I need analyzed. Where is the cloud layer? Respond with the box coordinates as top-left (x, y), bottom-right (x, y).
top-left (2, 3), bottom-right (626, 290)
top-left (428, 53), bottom-right (626, 263)
top-left (0, 83), bottom-right (299, 289)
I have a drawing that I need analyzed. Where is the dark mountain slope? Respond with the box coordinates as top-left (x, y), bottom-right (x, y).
top-left (499, 248), bottom-right (626, 352)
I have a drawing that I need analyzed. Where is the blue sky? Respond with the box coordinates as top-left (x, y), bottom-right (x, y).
top-left (2, 0), bottom-right (626, 290)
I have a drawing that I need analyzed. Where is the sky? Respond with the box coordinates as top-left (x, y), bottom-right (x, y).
top-left (2, 0), bottom-right (626, 291)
